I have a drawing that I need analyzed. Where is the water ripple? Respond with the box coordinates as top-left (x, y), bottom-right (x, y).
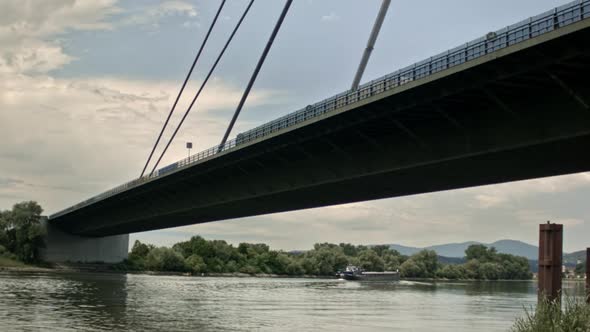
top-left (0, 272), bottom-right (583, 331)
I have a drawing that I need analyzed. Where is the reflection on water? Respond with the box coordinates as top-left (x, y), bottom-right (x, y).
top-left (0, 272), bottom-right (128, 331)
top-left (0, 272), bottom-right (585, 332)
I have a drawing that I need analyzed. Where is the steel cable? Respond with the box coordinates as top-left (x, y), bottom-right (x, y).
top-left (140, 0), bottom-right (227, 178)
top-left (219, 0), bottom-right (293, 149)
top-left (149, 0), bottom-right (256, 176)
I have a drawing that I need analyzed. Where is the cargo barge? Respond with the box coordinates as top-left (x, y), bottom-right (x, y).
top-left (339, 265), bottom-right (400, 281)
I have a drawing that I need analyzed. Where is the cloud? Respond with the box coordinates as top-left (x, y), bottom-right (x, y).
top-left (321, 12), bottom-right (340, 22)
top-left (0, 73), bottom-right (280, 213)
top-left (0, 0), bottom-right (284, 214)
top-left (0, 0), bottom-right (119, 40)
top-left (159, 1), bottom-right (197, 17)
top-left (0, 0), bottom-right (119, 74)
top-left (152, 195), bottom-right (473, 250)
top-left (120, 1), bottom-right (198, 30)
top-left (467, 173), bottom-right (590, 209)
top-left (0, 1), bottom-right (200, 75)
top-left (516, 209), bottom-right (584, 228)
top-left (0, 40), bottom-right (75, 74)
top-left (0, 178), bottom-right (25, 188)
top-left (182, 21), bottom-right (200, 29)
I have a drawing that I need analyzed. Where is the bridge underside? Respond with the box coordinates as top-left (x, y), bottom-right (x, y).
top-left (52, 22), bottom-right (590, 237)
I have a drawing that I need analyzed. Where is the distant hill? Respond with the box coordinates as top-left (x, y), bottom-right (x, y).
top-left (487, 240), bottom-right (538, 260)
top-left (425, 241), bottom-right (480, 258)
top-left (437, 256), bottom-right (466, 265)
top-left (389, 239), bottom-right (538, 259)
top-left (388, 244), bottom-right (423, 256)
top-left (564, 250), bottom-right (587, 265)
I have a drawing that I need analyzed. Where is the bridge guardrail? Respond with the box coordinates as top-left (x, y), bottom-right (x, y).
top-left (50, 0), bottom-right (590, 219)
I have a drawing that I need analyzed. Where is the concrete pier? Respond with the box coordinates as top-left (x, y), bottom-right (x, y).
top-left (40, 219), bottom-right (128, 263)
top-left (538, 222), bottom-right (563, 302)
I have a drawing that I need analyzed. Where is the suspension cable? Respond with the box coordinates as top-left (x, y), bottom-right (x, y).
top-left (219, 0), bottom-right (293, 149)
top-left (149, 0), bottom-right (256, 176)
top-left (140, 0), bottom-right (227, 178)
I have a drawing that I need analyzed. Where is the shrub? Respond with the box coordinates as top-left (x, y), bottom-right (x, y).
top-left (186, 254), bottom-right (207, 273)
top-left (512, 296), bottom-right (590, 332)
top-left (400, 259), bottom-right (424, 278)
top-left (145, 247), bottom-right (187, 272)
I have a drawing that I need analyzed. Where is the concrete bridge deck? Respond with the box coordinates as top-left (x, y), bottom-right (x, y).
top-left (50, 1), bottom-right (590, 237)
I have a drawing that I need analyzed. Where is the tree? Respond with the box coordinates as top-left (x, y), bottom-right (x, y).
top-left (382, 251), bottom-right (401, 271)
top-left (303, 245), bottom-right (348, 275)
top-left (0, 210), bottom-right (8, 248)
top-left (437, 264), bottom-right (466, 279)
top-left (126, 240), bottom-right (154, 270)
top-left (412, 250), bottom-right (439, 278)
top-left (339, 243), bottom-right (359, 257)
top-left (371, 245), bottom-right (391, 257)
top-left (400, 259), bottom-right (424, 278)
top-left (285, 261), bottom-right (305, 275)
top-left (121, 236), bottom-right (533, 280)
top-left (479, 262), bottom-right (502, 280)
top-left (465, 244), bottom-right (490, 261)
top-left (2, 201), bottom-right (45, 263)
top-left (500, 255), bottom-right (531, 280)
top-left (173, 236), bottom-right (209, 258)
top-left (130, 240), bottom-right (152, 259)
top-left (186, 254), bottom-right (207, 273)
top-left (464, 259), bottom-right (481, 279)
top-left (358, 249), bottom-right (385, 272)
top-left (465, 244), bottom-right (498, 263)
top-left (145, 247), bottom-right (187, 272)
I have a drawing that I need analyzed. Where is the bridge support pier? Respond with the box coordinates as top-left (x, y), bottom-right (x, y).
top-left (538, 222), bottom-right (562, 303)
top-left (40, 219), bottom-right (129, 263)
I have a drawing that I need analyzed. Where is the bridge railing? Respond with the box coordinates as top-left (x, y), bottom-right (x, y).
top-left (50, 0), bottom-right (590, 219)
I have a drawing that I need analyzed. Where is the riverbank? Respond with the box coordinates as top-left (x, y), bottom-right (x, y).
top-left (0, 256), bottom-right (27, 268)
top-left (404, 277), bottom-right (538, 282)
top-left (0, 257), bottom-right (54, 273)
top-left (0, 264), bottom-right (548, 282)
top-left (0, 262), bottom-right (336, 279)
top-left (1, 261), bottom-right (567, 283)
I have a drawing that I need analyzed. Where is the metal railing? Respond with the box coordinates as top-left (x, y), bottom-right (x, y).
top-left (50, 0), bottom-right (590, 219)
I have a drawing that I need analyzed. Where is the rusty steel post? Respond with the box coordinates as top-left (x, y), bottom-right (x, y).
top-left (538, 222), bottom-right (563, 302)
top-left (586, 248), bottom-right (589, 304)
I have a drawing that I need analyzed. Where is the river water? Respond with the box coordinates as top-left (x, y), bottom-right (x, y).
top-left (0, 272), bottom-right (585, 331)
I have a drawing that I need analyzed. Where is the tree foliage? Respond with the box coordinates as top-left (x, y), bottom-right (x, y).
top-left (145, 247), bottom-right (186, 272)
top-left (122, 240), bottom-right (531, 280)
top-left (0, 201), bottom-right (45, 263)
top-left (124, 238), bottom-right (407, 276)
top-left (436, 245), bottom-right (532, 280)
top-left (399, 250), bottom-right (439, 278)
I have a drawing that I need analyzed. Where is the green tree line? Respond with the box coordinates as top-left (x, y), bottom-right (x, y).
top-left (0, 200), bottom-right (533, 280)
top-left (123, 237), bottom-right (532, 280)
top-left (435, 245), bottom-right (532, 280)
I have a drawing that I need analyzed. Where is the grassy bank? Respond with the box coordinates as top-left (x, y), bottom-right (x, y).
top-left (512, 296), bottom-right (590, 332)
top-left (0, 256), bottom-right (28, 268)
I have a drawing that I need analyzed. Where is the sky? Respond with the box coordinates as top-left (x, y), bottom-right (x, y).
top-left (0, 0), bottom-right (588, 252)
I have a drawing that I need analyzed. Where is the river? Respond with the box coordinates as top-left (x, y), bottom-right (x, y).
top-left (0, 272), bottom-right (585, 331)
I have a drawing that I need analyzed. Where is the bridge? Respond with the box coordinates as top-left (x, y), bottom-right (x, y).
top-left (43, 1), bottom-right (590, 262)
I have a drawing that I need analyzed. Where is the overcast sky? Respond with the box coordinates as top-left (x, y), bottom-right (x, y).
top-left (0, 0), bottom-right (588, 252)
